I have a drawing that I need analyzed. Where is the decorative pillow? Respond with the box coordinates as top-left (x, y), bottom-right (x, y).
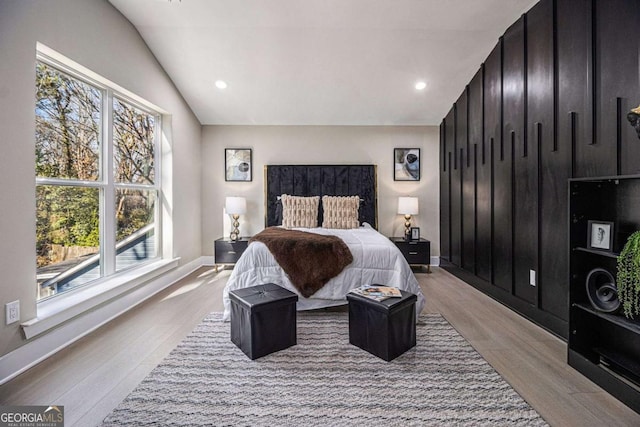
top-left (322, 195), bottom-right (360, 229)
top-left (281, 194), bottom-right (319, 228)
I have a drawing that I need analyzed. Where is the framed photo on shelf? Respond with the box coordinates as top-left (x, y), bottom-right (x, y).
top-left (587, 220), bottom-right (614, 251)
top-left (225, 148), bottom-right (252, 182)
top-left (410, 227), bottom-right (420, 241)
top-left (394, 148), bottom-right (420, 181)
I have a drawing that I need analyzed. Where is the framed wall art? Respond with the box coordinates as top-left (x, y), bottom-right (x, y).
top-left (225, 148), bottom-right (252, 182)
top-left (587, 220), bottom-right (614, 251)
top-left (394, 148), bottom-right (420, 181)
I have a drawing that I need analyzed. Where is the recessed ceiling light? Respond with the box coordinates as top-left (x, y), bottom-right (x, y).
top-left (415, 81), bottom-right (427, 91)
top-left (215, 80), bottom-right (228, 90)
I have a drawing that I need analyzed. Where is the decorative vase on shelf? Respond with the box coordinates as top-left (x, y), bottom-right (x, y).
top-left (616, 231), bottom-right (640, 319)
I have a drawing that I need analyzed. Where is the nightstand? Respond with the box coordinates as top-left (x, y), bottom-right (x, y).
top-left (390, 237), bottom-right (431, 272)
top-left (214, 237), bottom-right (250, 266)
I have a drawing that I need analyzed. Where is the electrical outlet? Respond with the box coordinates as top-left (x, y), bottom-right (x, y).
top-left (6, 300), bottom-right (20, 325)
top-left (529, 270), bottom-right (536, 287)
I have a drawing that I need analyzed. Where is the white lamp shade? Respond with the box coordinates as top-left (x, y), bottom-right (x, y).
top-left (397, 196), bottom-right (419, 215)
top-left (225, 196), bottom-right (246, 215)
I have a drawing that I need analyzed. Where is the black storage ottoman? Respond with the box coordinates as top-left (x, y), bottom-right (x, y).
top-left (229, 283), bottom-right (298, 360)
top-left (347, 289), bottom-right (417, 361)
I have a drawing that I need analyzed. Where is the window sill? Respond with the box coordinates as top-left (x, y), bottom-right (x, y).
top-left (22, 258), bottom-right (179, 339)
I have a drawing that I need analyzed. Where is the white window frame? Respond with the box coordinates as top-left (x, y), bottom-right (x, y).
top-left (35, 47), bottom-right (164, 301)
top-left (109, 94), bottom-right (162, 276)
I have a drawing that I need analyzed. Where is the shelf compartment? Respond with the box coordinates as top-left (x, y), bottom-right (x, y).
top-left (594, 347), bottom-right (640, 388)
top-left (573, 246), bottom-right (620, 259)
top-left (572, 303), bottom-right (640, 335)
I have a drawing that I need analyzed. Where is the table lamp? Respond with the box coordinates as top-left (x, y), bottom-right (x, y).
top-left (397, 196), bottom-right (419, 240)
top-left (225, 196), bottom-right (247, 241)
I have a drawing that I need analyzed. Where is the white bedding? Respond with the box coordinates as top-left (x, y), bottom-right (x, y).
top-left (222, 223), bottom-right (426, 320)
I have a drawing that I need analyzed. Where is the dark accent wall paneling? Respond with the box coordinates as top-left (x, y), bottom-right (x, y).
top-left (439, 0), bottom-right (640, 338)
top-left (495, 18), bottom-right (524, 294)
top-left (514, 0), bottom-right (553, 306)
top-left (440, 122), bottom-right (450, 261)
top-left (538, 0), bottom-right (573, 320)
top-left (594, 0), bottom-right (640, 175)
top-left (452, 95), bottom-right (467, 267)
top-left (481, 43), bottom-right (503, 284)
top-left (577, 0), bottom-right (640, 176)
top-left (560, 0), bottom-right (593, 178)
top-left (445, 108), bottom-right (459, 265)
top-left (465, 75), bottom-right (482, 274)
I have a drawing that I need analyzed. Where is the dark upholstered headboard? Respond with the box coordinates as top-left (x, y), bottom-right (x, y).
top-left (264, 165), bottom-right (378, 229)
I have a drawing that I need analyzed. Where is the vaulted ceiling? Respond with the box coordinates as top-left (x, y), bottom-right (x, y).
top-left (109, 0), bottom-right (538, 125)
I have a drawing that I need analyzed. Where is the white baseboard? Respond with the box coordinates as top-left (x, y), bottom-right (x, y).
top-left (201, 255), bottom-right (215, 266)
top-left (430, 256), bottom-right (440, 266)
top-left (0, 257), bottom-right (206, 386)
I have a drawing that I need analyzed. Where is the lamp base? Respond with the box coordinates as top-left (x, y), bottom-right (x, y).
top-left (230, 214), bottom-right (240, 241)
top-left (404, 214), bottom-right (412, 240)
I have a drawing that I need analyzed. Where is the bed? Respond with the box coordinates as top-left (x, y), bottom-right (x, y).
top-left (221, 164), bottom-right (426, 320)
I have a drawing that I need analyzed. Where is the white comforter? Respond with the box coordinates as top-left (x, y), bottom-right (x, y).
top-left (222, 224), bottom-right (426, 320)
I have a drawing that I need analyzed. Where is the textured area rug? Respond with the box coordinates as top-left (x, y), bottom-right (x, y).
top-left (102, 312), bottom-right (547, 426)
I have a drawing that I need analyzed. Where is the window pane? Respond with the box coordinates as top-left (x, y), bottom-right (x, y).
top-left (113, 98), bottom-right (155, 185)
top-left (35, 62), bottom-right (101, 181)
top-left (36, 185), bottom-right (101, 300)
top-left (116, 188), bottom-right (156, 272)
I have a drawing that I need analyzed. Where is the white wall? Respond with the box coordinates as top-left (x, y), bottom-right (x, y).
top-left (0, 0), bottom-right (202, 357)
top-left (201, 125), bottom-right (440, 256)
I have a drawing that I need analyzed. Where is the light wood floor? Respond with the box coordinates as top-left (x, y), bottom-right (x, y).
top-left (1, 267), bottom-right (639, 426)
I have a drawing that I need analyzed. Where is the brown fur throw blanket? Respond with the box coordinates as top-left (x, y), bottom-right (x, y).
top-left (249, 227), bottom-right (353, 298)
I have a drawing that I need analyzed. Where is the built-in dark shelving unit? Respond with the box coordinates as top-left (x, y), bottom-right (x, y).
top-left (569, 175), bottom-right (640, 414)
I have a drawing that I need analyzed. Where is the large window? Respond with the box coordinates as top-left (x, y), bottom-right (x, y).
top-left (35, 59), bottom-right (160, 300)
